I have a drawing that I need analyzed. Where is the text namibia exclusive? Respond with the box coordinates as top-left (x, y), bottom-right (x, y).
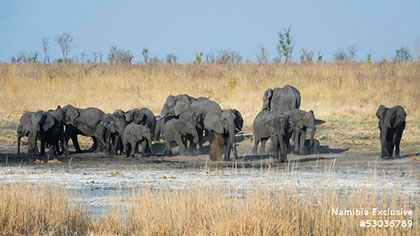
top-left (331, 208), bottom-right (413, 216)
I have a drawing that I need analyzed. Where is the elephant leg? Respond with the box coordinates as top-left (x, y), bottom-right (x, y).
top-left (61, 136), bottom-right (69, 156)
top-left (175, 133), bottom-right (187, 155)
top-left (164, 141), bottom-right (172, 155)
top-left (70, 135), bottom-right (82, 153)
top-left (47, 144), bottom-right (55, 161)
top-left (17, 136), bottom-right (22, 154)
top-left (388, 132), bottom-right (396, 159)
top-left (260, 139), bottom-right (268, 154)
top-left (252, 136), bottom-right (259, 154)
top-left (279, 138), bottom-right (287, 162)
top-left (394, 128), bottom-right (404, 158)
top-left (298, 130), bottom-right (306, 155)
top-left (130, 141), bottom-right (136, 157)
top-left (293, 130), bottom-right (300, 154)
top-left (40, 138), bottom-right (46, 157)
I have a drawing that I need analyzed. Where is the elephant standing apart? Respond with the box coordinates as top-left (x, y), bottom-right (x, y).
top-left (162, 116), bottom-right (199, 155)
top-left (376, 105), bottom-right (406, 159)
top-left (204, 109), bottom-right (243, 161)
top-left (61, 105), bottom-right (105, 153)
top-left (264, 111), bottom-right (293, 162)
top-left (123, 123), bottom-right (154, 157)
top-left (263, 85), bottom-right (301, 111)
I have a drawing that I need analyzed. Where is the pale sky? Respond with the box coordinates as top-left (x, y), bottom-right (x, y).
top-left (1, 0), bottom-right (419, 62)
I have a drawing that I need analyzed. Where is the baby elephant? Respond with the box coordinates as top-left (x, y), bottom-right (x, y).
top-left (123, 123), bottom-right (153, 157)
top-left (162, 117), bottom-right (199, 155)
top-left (304, 139), bottom-right (320, 154)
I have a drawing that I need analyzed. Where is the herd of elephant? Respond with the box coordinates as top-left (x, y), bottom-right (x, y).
top-left (16, 85), bottom-right (406, 162)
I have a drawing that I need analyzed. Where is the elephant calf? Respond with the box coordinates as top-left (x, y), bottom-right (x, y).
top-left (252, 110), bottom-right (271, 154)
top-left (304, 139), bottom-right (320, 154)
top-left (123, 123), bottom-right (153, 157)
top-left (162, 117), bottom-right (199, 155)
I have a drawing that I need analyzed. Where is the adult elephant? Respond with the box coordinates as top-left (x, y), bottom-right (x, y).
top-left (376, 105), bottom-right (406, 159)
top-left (17, 110), bottom-right (44, 155)
top-left (161, 94), bottom-right (222, 149)
top-left (263, 85), bottom-right (301, 111)
top-left (61, 104), bottom-right (105, 153)
top-left (204, 109), bottom-right (243, 161)
top-left (284, 109), bottom-right (316, 155)
top-left (39, 107), bottom-right (69, 157)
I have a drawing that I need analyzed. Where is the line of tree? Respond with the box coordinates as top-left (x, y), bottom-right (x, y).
top-left (8, 31), bottom-right (419, 65)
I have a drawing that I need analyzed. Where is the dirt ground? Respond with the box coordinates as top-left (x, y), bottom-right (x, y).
top-left (1, 135), bottom-right (419, 218)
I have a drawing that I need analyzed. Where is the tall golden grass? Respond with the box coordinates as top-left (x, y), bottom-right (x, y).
top-left (1, 63), bottom-right (419, 124)
top-left (0, 183), bottom-right (418, 235)
top-left (1, 63), bottom-right (419, 151)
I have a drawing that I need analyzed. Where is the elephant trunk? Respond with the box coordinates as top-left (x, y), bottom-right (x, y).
top-left (309, 127), bottom-right (316, 147)
top-left (27, 128), bottom-right (38, 155)
top-left (17, 135), bottom-right (21, 154)
top-left (228, 119), bottom-right (238, 159)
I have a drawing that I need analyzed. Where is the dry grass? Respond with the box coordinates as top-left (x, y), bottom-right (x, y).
top-left (0, 183), bottom-right (418, 235)
top-left (0, 62), bottom-right (419, 151)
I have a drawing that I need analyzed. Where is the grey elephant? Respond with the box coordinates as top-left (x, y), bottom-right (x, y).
top-left (125, 108), bottom-right (156, 138)
top-left (376, 105), bottom-right (406, 159)
top-left (263, 85), bottom-right (301, 111)
top-left (154, 115), bottom-right (174, 141)
top-left (123, 123), bottom-right (154, 157)
top-left (284, 109), bottom-right (316, 155)
top-left (162, 115), bottom-right (199, 155)
top-left (17, 107), bottom-right (68, 158)
top-left (17, 110), bottom-right (44, 155)
top-left (39, 107), bottom-right (69, 158)
top-left (61, 104), bottom-right (105, 153)
top-left (264, 111), bottom-right (292, 162)
top-left (204, 109), bottom-right (243, 161)
top-left (304, 139), bottom-right (320, 154)
top-left (161, 94), bottom-right (221, 149)
top-left (96, 112), bottom-right (128, 155)
top-left (252, 110), bottom-right (272, 154)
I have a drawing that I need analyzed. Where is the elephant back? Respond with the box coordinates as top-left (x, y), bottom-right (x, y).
top-left (270, 85), bottom-right (301, 112)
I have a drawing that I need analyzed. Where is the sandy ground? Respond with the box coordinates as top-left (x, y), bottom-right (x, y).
top-left (1, 139), bottom-right (419, 219)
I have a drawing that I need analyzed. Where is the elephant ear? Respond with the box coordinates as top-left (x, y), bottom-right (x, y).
top-left (133, 111), bottom-right (146, 124)
top-left (262, 89), bottom-right (273, 111)
top-left (66, 105), bottom-right (80, 122)
top-left (174, 100), bottom-right (190, 116)
top-left (204, 112), bottom-right (224, 134)
top-left (231, 109), bottom-right (243, 132)
top-left (376, 105), bottom-right (387, 121)
top-left (43, 114), bottom-right (55, 132)
top-left (393, 106), bottom-right (407, 128)
top-left (125, 110), bottom-right (134, 122)
top-left (289, 111), bottom-right (304, 129)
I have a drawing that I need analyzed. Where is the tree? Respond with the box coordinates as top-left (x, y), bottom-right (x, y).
top-left (276, 26), bottom-right (294, 64)
top-left (347, 45), bottom-right (357, 61)
top-left (394, 47), bottom-right (412, 62)
top-left (141, 48), bottom-right (150, 63)
top-left (41, 37), bottom-right (49, 64)
top-left (256, 45), bottom-right (268, 64)
top-left (367, 48), bottom-right (372, 63)
top-left (216, 50), bottom-right (242, 64)
top-left (166, 53), bottom-right (177, 64)
top-left (108, 46), bottom-right (133, 64)
top-left (299, 48), bottom-right (314, 64)
top-left (56, 33), bottom-right (74, 63)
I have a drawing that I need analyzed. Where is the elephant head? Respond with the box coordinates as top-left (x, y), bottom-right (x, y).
top-left (289, 110), bottom-right (316, 146)
top-left (182, 113), bottom-right (199, 144)
top-left (125, 109), bottom-right (147, 124)
top-left (262, 88), bottom-right (273, 111)
top-left (230, 109), bottom-right (243, 133)
top-left (139, 125), bottom-right (154, 154)
top-left (113, 109), bottom-right (126, 120)
top-left (161, 94), bottom-right (192, 117)
top-left (62, 104), bottom-right (80, 126)
top-left (385, 106), bottom-right (406, 129)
